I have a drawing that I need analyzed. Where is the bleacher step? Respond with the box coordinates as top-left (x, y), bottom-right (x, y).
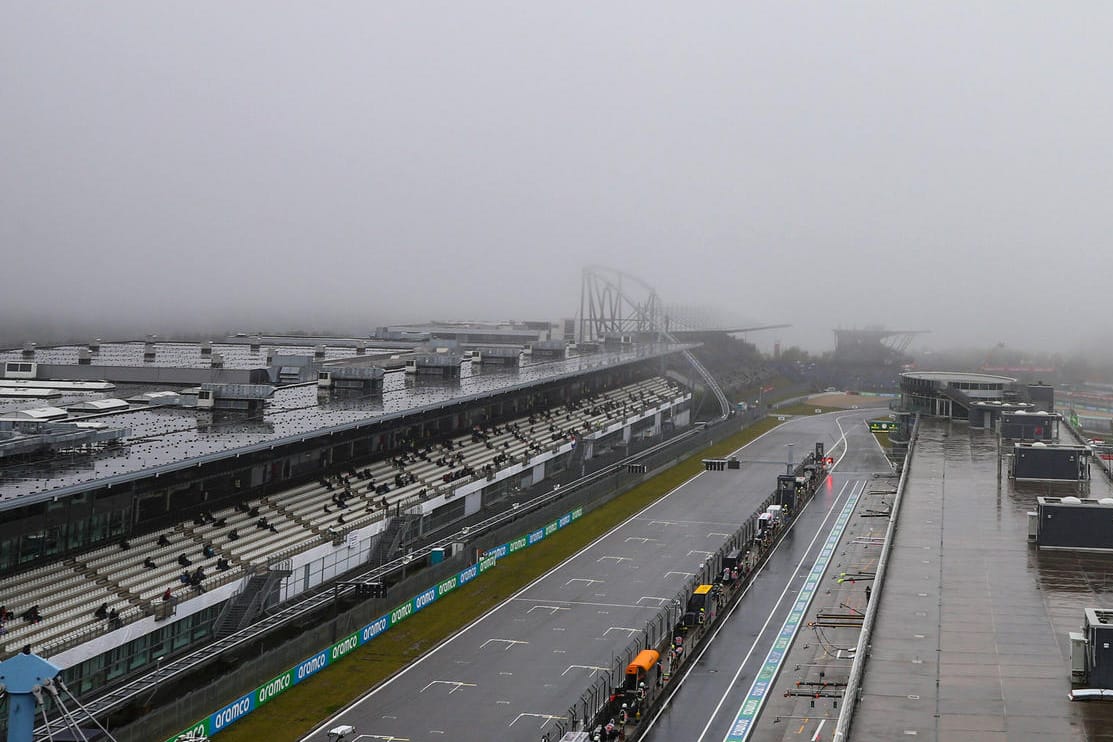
top-left (267, 498), bottom-right (327, 537)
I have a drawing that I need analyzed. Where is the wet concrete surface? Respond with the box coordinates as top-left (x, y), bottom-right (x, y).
top-left (850, 419), bottom-right (1113, 742)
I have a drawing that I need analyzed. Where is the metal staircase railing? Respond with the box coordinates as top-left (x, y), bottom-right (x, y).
top-left (936, 384), bottom-right (974, 412)
top-left (678, 347), bottom-right (731, 422)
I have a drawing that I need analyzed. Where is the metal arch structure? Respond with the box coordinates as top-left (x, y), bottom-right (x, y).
top-left (578, 266), bottom-right (732, 421)
top-left (577, 267), bottom-right (790, 340)
top-left (578, 266), bottom-right (667, 342)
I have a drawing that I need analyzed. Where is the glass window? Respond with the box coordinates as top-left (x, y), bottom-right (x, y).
top-left (128, 634), bottom-right (150, 670)
top-left (171, 621), bottom-right (191, 650)
top-left (149, 627), bottom-right (166, 660)
top-left (192, 612), bottom-right (211, 642)
top-left (105, 646), bottom-right (127, 681)
top-left (136, 492), bottom-right (167, 523)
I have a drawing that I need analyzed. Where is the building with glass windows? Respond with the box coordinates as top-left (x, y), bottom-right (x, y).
top-left (898, 371), bottom-right (1056, 428)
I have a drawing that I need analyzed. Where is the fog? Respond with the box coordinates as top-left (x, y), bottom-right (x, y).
top-left (3, 3), bottom-right (1111, 355)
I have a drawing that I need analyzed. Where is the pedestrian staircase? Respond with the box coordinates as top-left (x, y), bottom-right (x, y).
top-left (212, 561), bottom-right (292, 639)
top-left (367, 514), bottom-right (418, 568)
top-left (936, 384), bottom-right (974, 417)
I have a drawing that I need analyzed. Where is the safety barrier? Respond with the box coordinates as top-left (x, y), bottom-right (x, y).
top-left (1063, 416), bottom-right (1113, 484)
top-left (161, 506), bottom-right (585, 741)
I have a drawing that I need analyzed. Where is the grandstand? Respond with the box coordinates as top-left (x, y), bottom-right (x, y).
top-left (832, 327), bottom-right (926, 366)
top-left (0, 339), bottom-right (692, 704)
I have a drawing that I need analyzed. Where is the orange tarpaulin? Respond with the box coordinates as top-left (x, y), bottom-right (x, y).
top-left (625, 649), bottom-right (660, 677)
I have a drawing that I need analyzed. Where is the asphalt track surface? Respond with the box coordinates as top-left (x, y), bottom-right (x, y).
top-left (641, 411), bottom-right (890, 742)
top-left (302, 410), bottom-right (884, 742)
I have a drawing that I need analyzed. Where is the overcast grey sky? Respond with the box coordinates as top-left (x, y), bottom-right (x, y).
top-left (3, 3), bottom-right (1111, 354)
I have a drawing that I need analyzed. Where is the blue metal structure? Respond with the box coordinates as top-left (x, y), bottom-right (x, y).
top-left (1, 651), bottom-right (61, 742)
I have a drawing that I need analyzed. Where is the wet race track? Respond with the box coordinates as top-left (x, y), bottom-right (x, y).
top-left (300, 409), bottom-right (888, 742)
top-left (640, 412), bottom-right (890, 742)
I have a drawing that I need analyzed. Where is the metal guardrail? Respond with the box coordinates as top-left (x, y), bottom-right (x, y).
top-left (32, 413), bottom-right (741, 740)
top-left (1062, 417), bottom-right (1113, 484)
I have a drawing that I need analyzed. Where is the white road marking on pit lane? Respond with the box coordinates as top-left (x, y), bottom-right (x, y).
top-left (480, 638), bottom-right (528, 651)
top-left (420, 680), bottom-right (476, 694)
top-left (603, 626), bottom-right (641, 637)
top-left (511, 597), bottom-right (646, 609)
top-left (527, 605), bottom-right (569, 614)
top-left (508, 713), bottom-right (565, 729)
top-left (564, 577), bottom-right (604, 586)
top-left (561, 664), bottom-right (609, 676)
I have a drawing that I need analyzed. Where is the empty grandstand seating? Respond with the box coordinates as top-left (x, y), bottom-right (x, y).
top-left (0, 560), bottom-right (140, 655)
top-left (0, 376), bottom-right (688, 658)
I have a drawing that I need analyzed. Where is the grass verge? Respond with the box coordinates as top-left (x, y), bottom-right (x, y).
top-left (216, 417), bottom-right (782, 742)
